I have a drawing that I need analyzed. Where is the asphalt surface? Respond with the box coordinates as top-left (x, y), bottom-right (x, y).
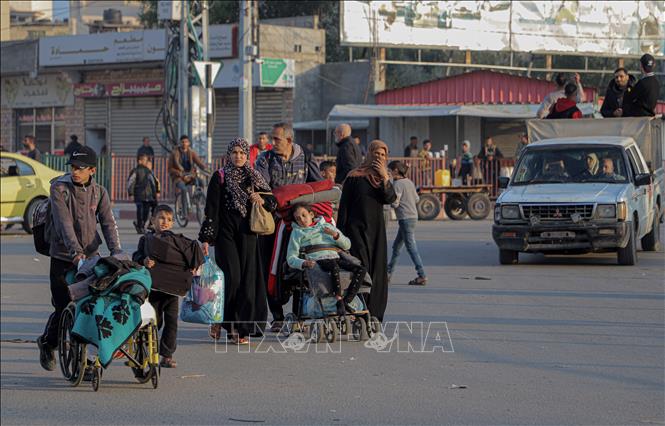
top-left (1, 216), bottom-right (664, 425)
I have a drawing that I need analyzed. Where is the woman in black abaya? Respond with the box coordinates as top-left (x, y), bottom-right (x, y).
top-left (337, 140), bottom-right (396, 322)
top-left (199, 138), bottom-right (276, 344)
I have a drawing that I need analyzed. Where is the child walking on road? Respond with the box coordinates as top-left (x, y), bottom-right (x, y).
top-left (387, 161), bottom-right (427, 286)
top-left (133, 205), bottom-right (204, 368)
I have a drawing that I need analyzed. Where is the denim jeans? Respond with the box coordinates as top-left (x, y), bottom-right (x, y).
top-left (388, 218), bottom-right (426, 278)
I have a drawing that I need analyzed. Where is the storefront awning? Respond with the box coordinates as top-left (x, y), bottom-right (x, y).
top-left (327, 103), bottom-right (595, 119)
top-left (294, 119), bottom-right (370, 131)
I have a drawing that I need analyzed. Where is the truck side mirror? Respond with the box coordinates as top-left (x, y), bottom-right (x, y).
top-left (498, 176), bottom-right (510, 189)
top-left (635, 173), bottom-right (652, 187)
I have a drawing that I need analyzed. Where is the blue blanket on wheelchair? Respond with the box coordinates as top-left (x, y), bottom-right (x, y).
top-left (72, 264), bottom-right (152, 368)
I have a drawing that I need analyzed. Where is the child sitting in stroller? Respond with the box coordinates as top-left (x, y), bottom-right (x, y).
top-left (286, 203), bottom-right (367, 316)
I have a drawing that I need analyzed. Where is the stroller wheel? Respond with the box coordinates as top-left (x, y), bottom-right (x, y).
top-left (339, 316), bottom-right (352, 336)
top-left (368, 316), bottom-right (382, 338)
top-left (310, 320), bottom-right (325, 343)
top-left (324, 318), bottom-right (338, 343)
top-left (352, 317), bottom-right (369, 342)
top-left (151, 365), bottom-right (159, 389)
top-left (91, 367), bottom-right (101, 392)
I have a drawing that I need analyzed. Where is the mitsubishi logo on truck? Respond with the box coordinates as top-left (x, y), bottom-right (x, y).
top-left (553, 208), bottom-right (563, 218)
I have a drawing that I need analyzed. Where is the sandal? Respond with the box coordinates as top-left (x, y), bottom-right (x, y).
top-left (229, 334), bottom-right (249, 345)
top-left (408, 277), bottom-right (427, 286)
top-left (160, 357), bottom-right (177, 368)
top-left (209, 324), bottom-right (222, 340)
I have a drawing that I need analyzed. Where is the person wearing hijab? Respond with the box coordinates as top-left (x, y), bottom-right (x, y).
top-left (199, 138), bottom-right (277, 344)
top-left (579, 153), bottom-right (599, 180)
top-left (337, 140), bottom-right (397, 322)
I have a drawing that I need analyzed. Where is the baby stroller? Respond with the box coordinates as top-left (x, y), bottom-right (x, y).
top-left (57, 256), bottom-right (160, 391)
top-left (268, 181), bottom-right (380, 343)
top-left (282, 248), bottom-right (380, 343)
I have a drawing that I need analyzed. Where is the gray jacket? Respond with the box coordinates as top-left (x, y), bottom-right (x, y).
top-left (49, 174), bottom-right (122, 262)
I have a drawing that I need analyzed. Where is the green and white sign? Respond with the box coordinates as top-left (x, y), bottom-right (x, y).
top-left (260, 58), bottom-right (295, 88)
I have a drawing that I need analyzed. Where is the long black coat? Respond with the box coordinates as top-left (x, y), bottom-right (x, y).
top-left (199, 170), bottom-right (277, 337)
top-left (335, 137), bottom-right (362, 184)
top-left (337, 176), bottom-right (396, 322)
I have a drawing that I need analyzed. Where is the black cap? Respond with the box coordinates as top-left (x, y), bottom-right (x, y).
top-left (640, 54), bottom-right (655, 72)
top-left (67, 146), bottom-right (97, 168)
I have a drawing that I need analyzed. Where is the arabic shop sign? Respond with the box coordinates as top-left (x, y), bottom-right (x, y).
top-left (260, 58), bottom-right (295, 88)
top-left (74, 81), bottom-right (163, 98)
top-left (1, 74), bottom-right (74, 108)
top-left (40, 30), bottom-right (164, 66)
top-left (40, 25), bottom-right (236, 67)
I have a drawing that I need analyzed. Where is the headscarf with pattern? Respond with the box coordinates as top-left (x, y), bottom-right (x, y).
top-left (347, 139), bottom-right (389, 188)
top-left (222, 137), bottom-right (271, 217)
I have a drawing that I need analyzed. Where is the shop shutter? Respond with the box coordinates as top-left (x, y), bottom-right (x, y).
top-left (109, 97), bottom-right (162, 155)
top-left (212, 91), bottom-right (239, 157)
top-left (84, 99), bottom-right (108, 129)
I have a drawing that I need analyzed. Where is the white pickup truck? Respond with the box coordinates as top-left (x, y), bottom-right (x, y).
top-left (493, 117), bottom-right (664, 265)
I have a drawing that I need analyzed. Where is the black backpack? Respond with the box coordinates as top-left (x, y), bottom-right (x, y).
top-left (32, 185), bottom-right (101, 256)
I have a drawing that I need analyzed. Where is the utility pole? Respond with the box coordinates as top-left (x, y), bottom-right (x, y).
top-left (201, 0), bottom-right (213, 163)
top-left (239, 0), bottom-right (255, 140)
top-left (178, 1), bottom-right (190, 140)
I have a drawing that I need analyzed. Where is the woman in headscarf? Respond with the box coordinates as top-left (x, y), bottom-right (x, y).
top-left (199, 138), bottom-right (277, 344)
top-left (579, 152), bottom-right (599, 180)
top-left (337, 140), bottom-right (397, 322)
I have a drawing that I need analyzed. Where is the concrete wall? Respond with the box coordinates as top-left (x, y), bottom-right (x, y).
top-left (378, 116), bottom-right (430, 156)
top-left (260, 24), bottom-right (325, 65)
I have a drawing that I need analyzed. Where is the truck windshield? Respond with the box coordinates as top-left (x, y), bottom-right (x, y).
top-left (512, 146), bottom-right (629, 185)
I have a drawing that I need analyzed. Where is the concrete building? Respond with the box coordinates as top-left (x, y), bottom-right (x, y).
top-left (69, 0), bottom-right (142, 35)
top-left (1, 0), bottom-right (69, 41)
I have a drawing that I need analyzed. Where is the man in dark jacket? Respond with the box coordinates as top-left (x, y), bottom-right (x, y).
top-left (546, 83), bottom-right (583, 119)
top-left (37, 146), bottom-right (123, 372)
top-left (601, 68), bottom-right (635, 118)
top-left (128, 154), bottom-right (160, 233)
top-left (22, 135), bottom-right (41, 162)
top-left (63, 134), bottom-right (83, 157)
top-left (137, 136), bottom-right (155, 159)
top-left (334, 123), bottom-right (362, 184)
top-left (622, 54), bottom-right (659, 117)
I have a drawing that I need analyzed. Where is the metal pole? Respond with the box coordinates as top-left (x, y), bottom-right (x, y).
top-left (178, 1), bottom-right (190, 139)
top-left (239, 0), bottom-right (253, 140)
top-left (201, 0), bottom-right (213, 163)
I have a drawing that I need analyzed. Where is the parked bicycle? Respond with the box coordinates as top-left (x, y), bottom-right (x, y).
top-left (174, 172), bottom-right (208, 228)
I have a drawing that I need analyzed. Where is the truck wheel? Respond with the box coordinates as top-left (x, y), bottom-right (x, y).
top-left (417, 194), bottom-right (441, 221)
top-left (617, 225), bottom-right (637, 265)
top-left (499, 249), bottom-right (518, 265)
top-left (640, 207), bottom-right (661, 252)
top-left (444, 194), bottom-right (466, 220)
top-left (466, 193), bottom-right (491, 220)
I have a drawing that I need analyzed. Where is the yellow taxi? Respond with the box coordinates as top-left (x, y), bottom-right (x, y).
top-left (1, 151), bottom-right (62, 233)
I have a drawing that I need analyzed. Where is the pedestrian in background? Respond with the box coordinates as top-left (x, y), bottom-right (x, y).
top-left (22, 135), bottom-right (41, 162)
top-left (338, 140), bottom-right (397, 322)
top-left (621, 54), bottom-right (659, 117)
top-left (600, 68), bottom-right (635, 118)
top-left (514, 133), bottom-right (529, 161)
top-left (128, 154), bottom-right (160, 234)
top-left (353, 135), bottom-right (367, 156)
top-left (478, 137), bottom-right (503, 184)
top-left (249, 132), bottom-right (273, 167)
top-left (63, 134), bottom-right (83, 157)
top-left (387, 160), bottom-right (427, 286)
top-left (456, 140), bottom-right (474, 185)
top-left (334, 123), bottom-right (362, 184)
top-left (137, 136), bottom-right (155, 160)
top-left (537, 72), bottom-right (586, 119)
top-left (404, 136), bottom-right (419, 158)
top-left (546, 83), bottom-right (583, 119)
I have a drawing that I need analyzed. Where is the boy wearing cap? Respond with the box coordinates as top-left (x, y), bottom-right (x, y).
top-left (621, 54), bottom-right (659, 117)
top-left (37, 145), bottom-right (123, 372)
top-left (546, 83), bottom-right (583, 119)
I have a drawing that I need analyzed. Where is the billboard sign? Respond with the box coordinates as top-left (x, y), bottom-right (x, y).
top-left (341, 1), bottom-right (664, 57)
top-left (1, 74), bottom-right (74, 108)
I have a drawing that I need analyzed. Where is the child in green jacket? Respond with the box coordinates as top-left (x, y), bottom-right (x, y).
top-left (287, 204), bottom-right (366, 314)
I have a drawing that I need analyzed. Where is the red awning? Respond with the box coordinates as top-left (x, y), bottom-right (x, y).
top-left (376, 70), bottom-right (597, 106)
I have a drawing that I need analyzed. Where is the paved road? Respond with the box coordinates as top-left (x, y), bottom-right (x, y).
top-left (1, 218), bottom-right (663, 425)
